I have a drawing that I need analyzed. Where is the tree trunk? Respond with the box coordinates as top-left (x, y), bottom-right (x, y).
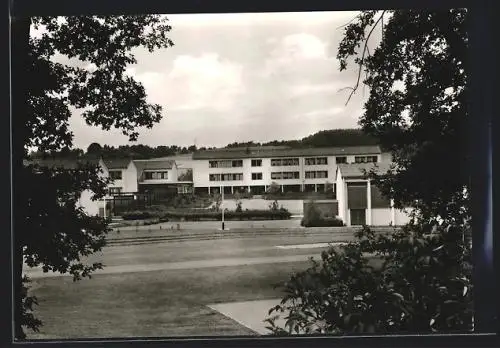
top-left (11, 15), bottom-right (32, 340)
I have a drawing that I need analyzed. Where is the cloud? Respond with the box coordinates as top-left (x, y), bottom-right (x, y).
top-left (303, 107), bottom-right (344, 117)
top-left (289, 82), bottom-right (343, 97)
top-left (262, 33), bottom-right (331, 77)
top-left (128, 53), bottom-right (245, 112)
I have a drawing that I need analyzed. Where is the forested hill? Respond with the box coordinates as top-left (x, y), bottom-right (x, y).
top-left (225, 129), bottom-right (379, 148)
top-left (29, 129), bottom-right (380, 160)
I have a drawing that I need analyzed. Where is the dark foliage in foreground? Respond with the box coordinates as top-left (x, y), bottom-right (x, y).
top-left (14, 14), bottom-right (174, 338)
top-left (266, 225), bottom-right (472, 335)
top-left (267, 9), bottom-right (471, 335)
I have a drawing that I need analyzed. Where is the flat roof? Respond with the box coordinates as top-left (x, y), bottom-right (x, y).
top-left (192, 145), bottom-right (381, 160)
top-left (337, 162), bottom-right (394, 179)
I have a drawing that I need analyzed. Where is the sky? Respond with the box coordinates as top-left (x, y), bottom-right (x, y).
top-left (38, 11), bottom-right (383, 150)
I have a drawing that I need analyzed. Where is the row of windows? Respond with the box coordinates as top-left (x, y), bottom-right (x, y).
top-left (209, 160), bottom-right (243, 168)
top-left (144, 171), bottom-right (168, 180)
top-left (207, 156), bottom-right (377, 168)
top-left (305, 157), bottom-right (328, 165)
top-left (271, 158), bottom-right (300, 166)
top-left (305, 171), bottom-right (328, 179)
top-left (355, 156), bottom-right (378, 163)
top-left (271, 171), bottom-right (300, 180)
top-left (209, 173), bottom-right (244, 181)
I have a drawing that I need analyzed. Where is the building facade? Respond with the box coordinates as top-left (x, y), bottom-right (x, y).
top-left (336, 162), bottom-right (412, 226)
top-left (191, 145), bottom-right (383, 196)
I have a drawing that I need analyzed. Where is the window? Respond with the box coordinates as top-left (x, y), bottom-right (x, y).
top-left (305, 158), bottom-right (316, 165)
top-left (336, 156), bottom-right (347, 164)
top-left (144, 171), bottom-right (168, 180)
top-left (317, 171), bottom-right (328, 178)
top-left (317, 157), bottom-right (328, 165)
top-left (251, 159), bottom-right (262, 167)
top-left (271, 158), bottom-right (299, 166)
top-left (210, 160), bottom-right (243, 168)
top-left (108, 187), bottom-right (122, 195)
top-left (210, 173), bottom-right (243, 181)
top-left (209, 174), bottom-right (221, 181)
top-left (305, 171), bottom-right (328, 179)
top-left (280, 171), bottom-right (300, 180)
top-left (109, 170), bottom-right (122, 180)
top-left (252, 173), bottom-right (263, 180)
top-left (355, 156), bottom-right (379, 163)
top-left (271, 172), bottom-right (282, 180)
top-left (306, 157), bottom-right (327, 165)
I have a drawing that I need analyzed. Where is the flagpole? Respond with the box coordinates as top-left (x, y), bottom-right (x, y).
top-left (221, 185), bottom-right (225, 230)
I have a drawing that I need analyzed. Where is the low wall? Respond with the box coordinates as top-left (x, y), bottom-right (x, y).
top-left (371, 208), bottom-right (392, 226)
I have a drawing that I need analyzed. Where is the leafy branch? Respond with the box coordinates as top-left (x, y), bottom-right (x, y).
top-left (338, 11), bottom-right (386, 106)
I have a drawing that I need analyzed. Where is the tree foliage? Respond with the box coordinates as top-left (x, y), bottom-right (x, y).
top-left (14, 14), bottom-right (174, 338)
top-left (267, 225), bottom-right (472, 335)
top-left (267, 9), bottom-right (472, 335)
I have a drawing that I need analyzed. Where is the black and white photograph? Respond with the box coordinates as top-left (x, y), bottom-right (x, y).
top-left (11, 6), bottom-right (484, 341)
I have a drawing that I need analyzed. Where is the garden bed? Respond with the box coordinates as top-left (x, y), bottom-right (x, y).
top-left (121, 209), bottom-right (292, 222)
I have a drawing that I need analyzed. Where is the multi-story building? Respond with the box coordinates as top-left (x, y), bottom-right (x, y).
top-left (102, 158), bottom-right (139, 195)
top-left (191, 145), bottom-right (384, 197)
top-left (133, 158), bottom-right (194, 199)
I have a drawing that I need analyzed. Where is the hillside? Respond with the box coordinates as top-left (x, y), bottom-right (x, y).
top-left (29, 129), bottom-right (380, 160)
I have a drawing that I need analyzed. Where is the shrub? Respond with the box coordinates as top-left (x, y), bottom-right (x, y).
top-left (266, 182), bottom-right (281, 194)
top-left (301, 216), bottom-right (344, 227)
top-left (161, 209), bottom-right (291, 221)
top-left (266, 223), bottom-right (473, 335)
top-left (121, 211), bottom-right (155, 220)
top-left (269, 200), bottom-right (279, 211)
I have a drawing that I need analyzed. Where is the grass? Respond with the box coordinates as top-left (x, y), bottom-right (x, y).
top-left (27, 261), bottom-right (310, 340)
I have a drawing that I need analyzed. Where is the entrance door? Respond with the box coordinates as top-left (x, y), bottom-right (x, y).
top-left (350, 209), bottom-right (366, 226)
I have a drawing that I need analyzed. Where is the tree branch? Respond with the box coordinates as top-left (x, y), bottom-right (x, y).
top-left (336, 13), bottom-right (362, 30)
top-left (341, 11), bottom-right (386, 106)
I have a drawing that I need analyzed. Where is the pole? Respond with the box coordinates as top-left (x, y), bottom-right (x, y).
top-left (103, 196), bottom-right (107, 219)
top-left (221, 186), bottom-right (225, 230)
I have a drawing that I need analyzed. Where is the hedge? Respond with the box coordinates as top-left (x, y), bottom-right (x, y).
top-left (122, 211), bottom-right (156, 220)
top-left (301, 217), bottom-right (344, 227)
top-left (162, 209), bottom-right (291, 221)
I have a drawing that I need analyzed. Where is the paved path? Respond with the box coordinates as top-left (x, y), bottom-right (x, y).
top-left (209, 299), bottom-right (285, 335)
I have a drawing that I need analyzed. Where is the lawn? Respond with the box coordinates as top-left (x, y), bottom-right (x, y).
top-left (27, 261), bottom-right (311, 340)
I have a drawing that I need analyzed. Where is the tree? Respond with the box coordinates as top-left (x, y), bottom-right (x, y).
top-left (12, 14), bottom-right (174, 338)
top-left (86, 142), bottom-right (103, 156)
top-left (266, 181), bottom-right (281, 195)
top-left (267, 9), bottom-right (472, 335)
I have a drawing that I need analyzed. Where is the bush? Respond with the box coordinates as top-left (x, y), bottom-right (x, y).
top-left (161, 209), bottom-right (291, 221)
top-left (121, 211), bottom-right (155, 220)
top-left (301, 216), bottom-right (344, 227)
top-left (266, 222), bottom-right (473, 335)
top-left (269, 200), bottom-right (279, 211)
